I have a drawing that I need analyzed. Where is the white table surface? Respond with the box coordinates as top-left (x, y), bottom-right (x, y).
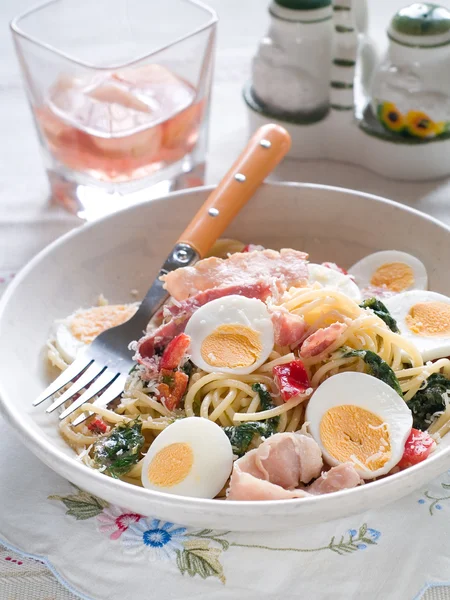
top-left (1, 1), bottom-right (450, 598)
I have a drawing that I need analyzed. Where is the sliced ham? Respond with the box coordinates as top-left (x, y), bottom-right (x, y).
top-left (165, 282), bottom-right (272, 322)
top-left (235, 432), bottom-right (323, 488)
top-left (308, 463), bottom-right (362, 495)
top-left (271, 309), bottom-right (307, 347)
top-left (226, 432), bottom-right (362, 501)
top-left (300, 322), bottom-right (348, 359)
top-left (161, 248), bottom-right (309, 301)
top-left (227, 465), bottom-right (312, 501)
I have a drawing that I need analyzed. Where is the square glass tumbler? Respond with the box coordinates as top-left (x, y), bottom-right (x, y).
top-left (11, 0), bottom-right (217, 220)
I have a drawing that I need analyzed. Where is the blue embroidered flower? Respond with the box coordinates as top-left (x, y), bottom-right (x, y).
top-left (366, 528), bottom-right (381, 542)
top-left (121, 518), bottom-right (187, 560)
top-left (348, 529), bottom-right (357, 537)
top-left (357, 544), bottom-right (367, 550)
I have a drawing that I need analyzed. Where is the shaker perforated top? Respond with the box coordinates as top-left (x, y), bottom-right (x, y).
top-left (388, 3), bottom-right (450, 47)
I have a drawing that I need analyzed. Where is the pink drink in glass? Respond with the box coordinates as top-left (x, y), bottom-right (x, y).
top-left (37, 65), bottom-right (206, 183)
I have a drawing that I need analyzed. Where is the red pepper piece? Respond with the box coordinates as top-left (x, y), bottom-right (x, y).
top-left (273, 360), bottom-right (311, 402)
top-left (157, 371), bottom-right (189, 411)
top-left (87, 418), bottom-right (108, 434)
top-left (160, 333), bottom-right (191, 370)
top-left (398, 428), bottom-right (435, 469)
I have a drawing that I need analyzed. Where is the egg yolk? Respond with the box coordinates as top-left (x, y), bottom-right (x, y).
top-left (320, 405), bottom-right (391, 472)
top-left (201, 324), bottom-right (262, 369)
top-left (70, 304), bottom-right (137, 344)
top-left (406, 301), bottom-right (450, 336)
top-left (370, 262), bottom-right (414, 292)
top-left (147, 442), bottom-right (194, 487)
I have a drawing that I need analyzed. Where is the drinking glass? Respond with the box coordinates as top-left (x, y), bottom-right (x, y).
top-left (11, 0), bottom-right (217, 220)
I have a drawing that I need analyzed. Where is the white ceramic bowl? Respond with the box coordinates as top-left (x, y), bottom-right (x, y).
top-left (1, 182), bottom-right (450, 532)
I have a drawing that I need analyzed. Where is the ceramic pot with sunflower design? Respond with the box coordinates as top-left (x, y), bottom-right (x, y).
top-left (370, 3), bottom-right (450, 141)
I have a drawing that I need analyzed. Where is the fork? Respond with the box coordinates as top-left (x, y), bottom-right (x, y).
top-left (33, 124), bottom-right (291, 423)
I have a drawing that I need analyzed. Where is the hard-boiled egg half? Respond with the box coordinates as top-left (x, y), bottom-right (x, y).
top-left (54, 304), bottom-right (138, 364)
top-left (308, 263), bottom-right (362, 302)
top-left (185, 295), bottom-right (274, 374)
top-left (306, 372), bottom-right (412, 479)
top-left (349, 250), bottom-right (427, 294)
top-left (385, 290), bottom-right (450, 362)
top-left (141, 417), bottom-right (233, 498)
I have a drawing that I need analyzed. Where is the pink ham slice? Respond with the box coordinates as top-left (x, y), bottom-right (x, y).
top-left (161, 248), bottom-right (309, 301)
top-left (227, 433), bottom-right (323, 500)
top-left (271, 310), bottom-right (307, 347)
top-left (300, 322), bottom-right (348, 359)
top-left (236, 432), bottom-right (323, 488)
top-left (227, 466), bottom-right (312, 501)
top-left (226, 432), bottom-right (362, 501)
top-left (308, 463), bottom-right (362, 495)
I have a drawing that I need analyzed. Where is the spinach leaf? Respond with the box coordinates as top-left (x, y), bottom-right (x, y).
top-left (342, 347), bottom-right (403, 396)
top-left (181, 360), bottom-right (194, 378)
top-left (359, 298), bottom-right (399, 333)
top-left (407, 373), bottom-right (450, 431)
top-left (93, 419), bottom-right (144, 478)
top-left (252, 382), bottom-right (277, 412)
top-left (223, 383), bottom-right (279, 457)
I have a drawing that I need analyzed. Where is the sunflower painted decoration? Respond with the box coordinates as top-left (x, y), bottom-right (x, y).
top-left (378, 103), bottom-right (447, 139)
top-left (371, 3), bottom-right (450, 141)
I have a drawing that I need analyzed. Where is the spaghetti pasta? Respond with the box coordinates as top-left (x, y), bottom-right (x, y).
top-left (47, 242), bottom-right (450, 495)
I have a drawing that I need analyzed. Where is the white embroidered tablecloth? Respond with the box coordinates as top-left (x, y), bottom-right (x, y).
top-left (3, 0), bottom-right (450, 598)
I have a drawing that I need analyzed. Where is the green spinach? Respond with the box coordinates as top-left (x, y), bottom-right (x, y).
top-left (93, 419), bottom-right (144, 478)
top-left (223, 383), bottom-right (279, 457)
top-left (342, 347), bottom-right (403, 396)
top-left (407, 373), bottom-right (450, 430)
top-left (359, 298), bottom-right (399, 333)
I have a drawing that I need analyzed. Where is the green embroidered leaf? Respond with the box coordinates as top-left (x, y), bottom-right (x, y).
top-left (48, 488), bottom-right (108, 520)
top-left (358, 523), bottom-right (367, 538)
top-left (361, 537), bottom-right (376, 545)
top-left (442, 483), bottom-right (450, 490)
top-left (188, 529), bottom-right (231, 550)
top-left (177, 540), bottom-right (225, 583)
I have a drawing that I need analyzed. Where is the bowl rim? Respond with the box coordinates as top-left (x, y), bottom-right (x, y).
top-left (1, 180), bottom-right (450, 512)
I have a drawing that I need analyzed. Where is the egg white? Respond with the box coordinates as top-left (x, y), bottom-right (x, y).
top-left (141, 417), bottom-right (233, 498)
top-left (185, 295), bottom-right (274, 374)
top-left (308, 263), bottom-right (362, 302)
top-left (349, 250), bottom-right (427, 292)
top-left (306, 372), bottom-right (412, 479)
top-left (52, 303), bottom-right (138, 365)
top-left (55, 321), bottom-right (86, 364)
top-left (385, 290), bottom-right (450, 362)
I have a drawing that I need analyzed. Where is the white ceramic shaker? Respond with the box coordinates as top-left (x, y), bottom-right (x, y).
top-left (370, 3), bottom-right (450, 139)
top-left (250, 0), bottom-right (333, 123)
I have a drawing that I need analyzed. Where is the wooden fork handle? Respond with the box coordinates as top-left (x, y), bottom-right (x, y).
top-left (177, 124), bottom-right (291, 258)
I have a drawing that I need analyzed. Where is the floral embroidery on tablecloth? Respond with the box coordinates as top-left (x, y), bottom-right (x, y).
top-left (49, 486), bottom-right (381, 585)
top-left (418, 470), bottom-right (450, 515)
